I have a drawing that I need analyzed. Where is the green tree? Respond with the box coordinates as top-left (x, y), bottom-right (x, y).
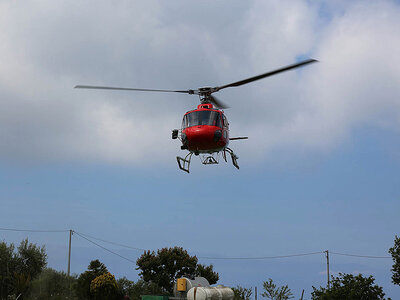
top-left (0, 239), bottom-right (47, 299)
top-left (117, 276), bottom-right (135, 297)
top-left (389, 235), bottom-right (400, 285)
top-left (195, 264), bottom-right (219, 285)
top-left (90, 272), bottom-right (119, 300)
top-left (232, 285), bottom-right (253, 300)
top-left (0, 241), bottom-right (15, 298)
top-left (13, 272), bottom-right (31, 299)
top-left (29, 268), bottom-right (77, 300)
top-left (124, 279), bottom-right (166, 300)
top-left (311, 273), bottom-right (386, 299)
top-left (75, 259), bottom-right (108, 300)
top-left (136, 247), bottom-right (219, 294)
top-left (261, 278), bottom-right (293, 300)
top-left (16, 239), bottom-right (47, 279)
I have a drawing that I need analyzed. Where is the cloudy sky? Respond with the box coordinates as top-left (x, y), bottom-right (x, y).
top-left (1, 0), bottom-right (400, 298)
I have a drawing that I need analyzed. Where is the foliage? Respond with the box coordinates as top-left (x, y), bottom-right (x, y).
top-left (232, 285), bottom-right (253, 300)
top-left (117, 276), bottom-right (135, 297)
top-left (0, 239), bottom-right (47, 299)
top-left (195, 264), bottom-right (219, 285)
top-left (261, 278), bottom-right (293, 300)
top-left (389, 235), bottom-right (400, 285)
top-left (311, 273), bottom-right (386, 299)
top-left (13, 272), bottom-right (31, 298)
top-left (124, 279), bottom-right (166, 300)
top-left (75, 259), bottom-right (108, 300)
top-left (136, 247), bottom-right (197, 293)
top-left (90, 272), bottom-right (120, 300)
top-left (28, 268), bottom-right (77, 300)
top-left (16, 239), bottom-right (47, 279)
top-left (136, 247), bottom-right (219, 293)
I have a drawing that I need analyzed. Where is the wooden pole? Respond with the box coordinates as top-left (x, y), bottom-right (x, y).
top-left (325, 250), bottom-right (330, 289)
top-left (67, 230), bottom-right (72, 276)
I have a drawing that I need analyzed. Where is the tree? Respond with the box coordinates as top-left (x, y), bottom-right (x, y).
top-left (123, 279), bottom-right (167, 300)
top-left (13, 272), bottom-right (31, 299)
top-left (75, 259), bottom-right (108, 300)
top-left (29, 268), bottom-right (77, 300)
top-left (389, 235), bottom-right (400, 285)
top-left (90, 272), bottom-right (120, 300)
top-left (116, 277), bottom-right (166, 299)
top-left (0, 239), bottom-right (47, 299)
top-left (117, 276), bottom-right (135, 298)
top-left (261, 278), bottom-right (293, 300)
top-left (0, 241), bottom-right (15, 298)
top-left (136, 247), bottom-right (219, 294)
top-left (195, 264), bottom-right (219, 285)
top-left (16, 239), bottom-right (47, 279)
top-left (232, 285), bottom-right (253, 300)
top-left (311, 273), bottom-right (386, 299)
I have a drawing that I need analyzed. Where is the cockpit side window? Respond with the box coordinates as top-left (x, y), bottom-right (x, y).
top-left (181, 114), bottom-right (187, 129)
top-left (222, 115), bottom-right (229, 128)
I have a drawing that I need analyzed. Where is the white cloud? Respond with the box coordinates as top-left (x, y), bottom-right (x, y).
top-left (0, 0), bottom-right (399, 166)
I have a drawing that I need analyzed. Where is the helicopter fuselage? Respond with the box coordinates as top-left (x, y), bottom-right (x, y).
top-left (180, 104), bottom-right (229, 154)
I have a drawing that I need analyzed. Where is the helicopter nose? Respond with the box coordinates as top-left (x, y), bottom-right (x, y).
top-left (186, 126), bottom-right (214, 141)
top-left (184, 126), bottom-right (227, 151)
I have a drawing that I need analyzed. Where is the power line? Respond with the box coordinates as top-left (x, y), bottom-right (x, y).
top-left (74, 232), bottom-right (323, 262)
top-left (198, 251), bottom-right (325, 260)
top-left (75, 231), bottom-right (147, 251)
top-left (73, 233), bottom-right (393, 261)
top-left (330, 251), bottom-right (391, 259)
top-left (74, 231), bottom-right (137, 264)
top-left (67, 231), bottom-right (393, 261)
top-left (0, 226), bottom-right (393, 261)
top-left (0, 227), bottom-right (69, 233)
top-left (75, 232), bottom-right (324, 260)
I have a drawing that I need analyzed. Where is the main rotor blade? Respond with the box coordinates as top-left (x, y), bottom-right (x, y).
top-left (209, 95), bottom-right (229, 109)
top-left (74, 85), bottom-right (194, 94)
top-left (216, 58), bottom-right (318, 91)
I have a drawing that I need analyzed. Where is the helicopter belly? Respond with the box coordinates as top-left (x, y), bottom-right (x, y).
top-left (184, 126), bottom-right (227, 152)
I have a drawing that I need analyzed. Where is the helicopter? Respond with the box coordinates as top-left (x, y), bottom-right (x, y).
top-left (75, 58), bottom-right (317, 173)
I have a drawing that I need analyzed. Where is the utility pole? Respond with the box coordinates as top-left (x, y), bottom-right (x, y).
top-left (255, 286), bottom-right (257, 300)
top-left (67, 229), bottom-right (73, 276)
top-left (324, 250), bottom-right (330, 289)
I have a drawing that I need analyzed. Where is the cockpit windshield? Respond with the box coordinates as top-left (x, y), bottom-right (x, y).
top-left (182, 110), bottom-right (221, 128)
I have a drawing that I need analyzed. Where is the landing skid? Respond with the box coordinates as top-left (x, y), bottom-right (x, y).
top-left (224, 147), bottom-right (239, 169)
top-left (177, 152), bottom-right (193, 173)
top-left (177, 147), bottom-right (240, 173)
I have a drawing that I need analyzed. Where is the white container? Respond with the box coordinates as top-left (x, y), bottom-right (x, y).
top-left (187, 286), bottom-right (234, 300)
top-left (173, 277), bottom-right (210, 297)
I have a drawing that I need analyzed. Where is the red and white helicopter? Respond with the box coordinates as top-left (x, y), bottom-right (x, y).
top-left (75, 58), bottom-right (317, 173)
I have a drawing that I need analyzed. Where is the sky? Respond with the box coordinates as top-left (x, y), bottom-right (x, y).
top-left (0, 0), bottom-right (400, 298)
